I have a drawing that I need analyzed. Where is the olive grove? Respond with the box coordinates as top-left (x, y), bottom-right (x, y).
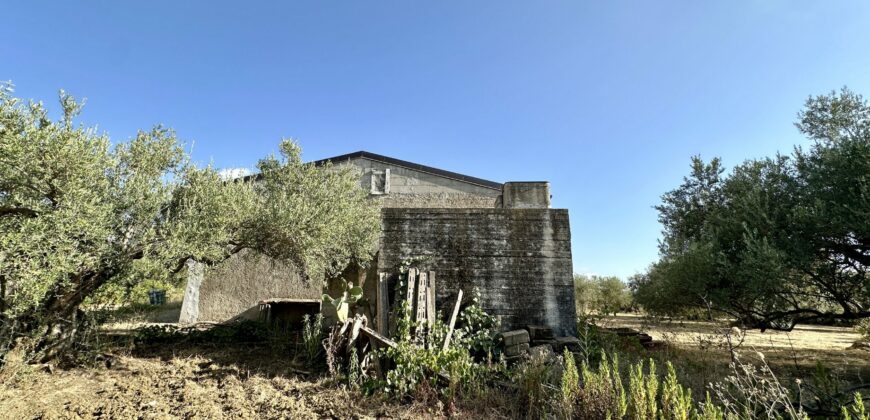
top-left (632, 88), bottom-right (870, 331)
top-left (0, 85), bottom-right (380, 364)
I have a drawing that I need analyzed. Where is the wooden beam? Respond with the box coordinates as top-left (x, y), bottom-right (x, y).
top-left (376, 272), bottom-right (389, 336)
top-left (405, 268), bottom-right (417, 315)
top-left (426, 271), bottom-right (436, 325)
top-left (415, 271), bottom-right (428, 337)
top-left (442, 290), bottom-right (463, 351)
top-left (361, 326), bottom-right (398, 349)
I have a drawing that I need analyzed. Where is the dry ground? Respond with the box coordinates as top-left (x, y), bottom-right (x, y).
top-left (0, 341), bottom-right (471, 420)
top-left (602, 313), bottom-right (863, 350)
top-left (1, 311), bottom-right (868, 419)
top-left (601, 313), bottom-right (870, 397)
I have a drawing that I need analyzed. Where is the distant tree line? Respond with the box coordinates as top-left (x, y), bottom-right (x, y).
top-left (574, 274), bottom-right (631, 316)
top-left (632, 88), bottom-right (869, 331)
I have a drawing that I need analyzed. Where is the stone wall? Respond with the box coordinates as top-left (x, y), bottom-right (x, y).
top-left (378, 208), bottom-right (577, 336)
top-left (179, 250), bottom-right (320, 323)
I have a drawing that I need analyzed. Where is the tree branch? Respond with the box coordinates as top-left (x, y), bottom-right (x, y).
top-left (0, 206), bottom-right (38, 218)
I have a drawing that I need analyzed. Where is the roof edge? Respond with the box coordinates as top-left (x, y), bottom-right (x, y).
top-left (312, 151), bottom-right (503, 190)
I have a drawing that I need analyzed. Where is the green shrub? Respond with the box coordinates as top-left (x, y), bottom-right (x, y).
top-left (661, 361), bottom-right (694, 420)
top-left (628, 359), bottom-right (659, 420)
top-left (560, 348), bottom-right (580, 418)
top-left (374, 289), bottom-right (501, 404)
top-left (842, 392), bottom-right (868, 420)
top-left (511, 349), bottom-right (559, 418)
top-left (302, 313), bottom-right (324, 367)
top-left (577, 352), bottom-right (627, 420)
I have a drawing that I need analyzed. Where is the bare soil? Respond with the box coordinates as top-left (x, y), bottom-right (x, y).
top-left (0, 342), bottom-right (436, 419)
top-left (2, 312), bottom-right (868, 419)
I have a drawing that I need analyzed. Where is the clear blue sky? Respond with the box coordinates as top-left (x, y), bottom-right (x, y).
top-left (4, 2), bottom-right (870, 279)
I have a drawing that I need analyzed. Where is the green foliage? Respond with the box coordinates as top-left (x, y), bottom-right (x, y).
top-left (661, 361), bottom-right (694, 420)
top-left (574, 274), bottom-right (631, 316)
top-left (322, 280), bottom-right (363, 323)
top-left (0, 84), bottom-right (379, 363)
top-left (576, 352), bottom-right (627, 420)
top-left (302, 313), bottom-right (324, 366)
top-left (699, 391), bottom-right (727, 420)
top-left (511, 349), bottom-right (559, 418)
top-left (628, 359), bottom-right (658, 420)
top-left (636, 87), bottom-right (870, 330)
top-left (375, 290), bottom-right (501, 405)
top-left (457, 288), bottom-right (500, 357)
top-left (560, 348), bottom-right (580, 418)
top-left (842, 392), bottom-right (868, 420)
top-left (347, 347), bottom-right (362, 389)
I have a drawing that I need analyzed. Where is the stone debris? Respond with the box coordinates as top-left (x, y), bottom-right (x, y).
top-left (501, 329), bottom-right (531, 357)
top-left (501, 330), bottom-right (530, 347)
top-left (528, 344), bottom-right (555, 362)
top-left (504, 342), bottom-right (530, 357)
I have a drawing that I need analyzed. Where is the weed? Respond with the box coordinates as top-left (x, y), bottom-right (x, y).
top-left (301, 313), bottom-right (324, 367)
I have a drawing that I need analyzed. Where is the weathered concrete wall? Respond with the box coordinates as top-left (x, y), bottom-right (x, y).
top-left (378, 208), bottom-right (577, 336)
top-left (179, 250), bottom-right (320, 323)
top-left (502, 182), bottom-right (551, 209)
top-left (342, 157), bottom-right (502, 208)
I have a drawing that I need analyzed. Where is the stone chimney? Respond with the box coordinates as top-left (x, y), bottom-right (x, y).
top-left (499, 181), bottom-right (551, 209)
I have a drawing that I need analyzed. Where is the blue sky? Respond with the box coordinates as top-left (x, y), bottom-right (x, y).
top-left (4, 1), bottom-right (870, 278)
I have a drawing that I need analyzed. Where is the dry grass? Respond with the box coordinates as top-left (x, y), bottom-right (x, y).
top-left (0, 337), bottom-right (515, 419)
top-left (599, 313), bottom-right (870, 402)
top-left (2, 311), bottom-right (868, 418)
top-left (603, 313), bottom-right (863, 350)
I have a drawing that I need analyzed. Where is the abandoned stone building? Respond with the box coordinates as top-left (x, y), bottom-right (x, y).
top-left (179, 151), bottom-right (577, 336)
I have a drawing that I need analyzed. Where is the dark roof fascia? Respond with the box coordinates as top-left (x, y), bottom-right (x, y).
top-left (312, 151), bottom-right (503, 190)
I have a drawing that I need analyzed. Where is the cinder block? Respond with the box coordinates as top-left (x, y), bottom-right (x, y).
top-left (504, 342), bottom-right (530, 357)
top-left (502, 329), bottom-right (530, 346)
top-left (552, 336), bottom-right (581, 353)
top-left (526, 325), bottom-right (554, 341)
top-left (531, 339), bottom-right (556, 348)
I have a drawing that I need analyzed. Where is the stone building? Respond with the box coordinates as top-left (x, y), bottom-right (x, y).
top-left (179, 151), bottom-right (577, 336)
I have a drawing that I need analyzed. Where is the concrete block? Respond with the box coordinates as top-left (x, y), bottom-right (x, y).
top-left (531, 339), bottom-right (556, 348)
top-left (553, 336), bottom-right (581, 353)
top-left (502, 329), bottom-right (530, 346)
top-left (504, 342), bottom-right (530, 357)
top-left (526, 325), bottom-right (554, 341)
top-left (502, 182), bottom-right (551, 209)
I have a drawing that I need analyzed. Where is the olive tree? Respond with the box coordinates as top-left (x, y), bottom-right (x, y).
top-left (0, 85), bottom-right (380, 364)
top-left (574, 274), bottom-right (630, 316)
top-left (633, 88), bottom-right (869, 330)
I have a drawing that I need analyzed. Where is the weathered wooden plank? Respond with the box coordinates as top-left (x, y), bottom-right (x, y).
top-left (377, 272), bottom-right (389, 336)
top-left (442, 290), bottom-right (463, 351)
top-left (361, 326), bottom-right (398, 349)
top-left (426, 271), bottom-right (436, 325)
top-left (405, 268), bottom-right (417, 315)
top-left (415, 271), bottom-right (427, 337)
